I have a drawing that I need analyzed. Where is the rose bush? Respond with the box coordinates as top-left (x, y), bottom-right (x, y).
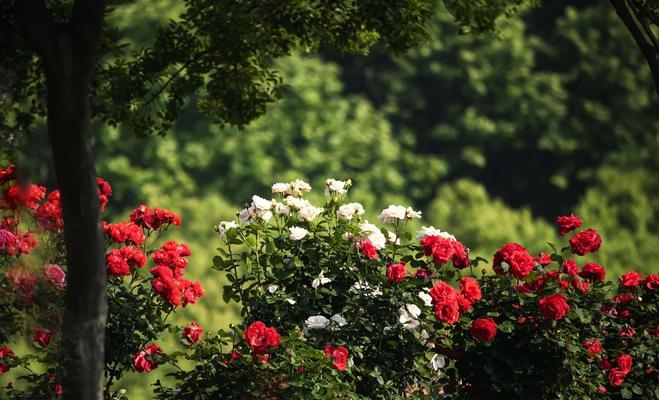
top-left (156, 178), bottom-right (657, 399)
top-left (0, 163), bottom-right (203, 399)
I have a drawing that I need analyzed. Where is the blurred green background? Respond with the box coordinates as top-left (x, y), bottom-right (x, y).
top-left (12, 0), bottom-right (659, 396)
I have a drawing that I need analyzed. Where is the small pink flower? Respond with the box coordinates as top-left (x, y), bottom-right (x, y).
top-left (43, 264), bottom-right (66, 289)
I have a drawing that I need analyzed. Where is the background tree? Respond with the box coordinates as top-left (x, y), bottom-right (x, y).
top-left (1, 0), bottom-right (538, 398)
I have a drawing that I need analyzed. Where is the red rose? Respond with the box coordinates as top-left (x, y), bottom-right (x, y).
top-left (54, 384), bottom-right (63, 396)
top-left (613, 293), bottom-right (634, 304)
top-left (324, 345), bottom-right (349, 371)
top-left (582, 338), bottom-right (602, 355)
top-left (429, 281), bottom-right (458, 304)
top-left (96, 178), bottom-right (112, 212)
top-left (451, 240), bottom-right (470, 269)
top-left (0, 164), bottom-right (16, 185)
top-left (619, 327), bottom-right (636, 337)
top-left (579, 262), bottom-right (606, 283)
top-left (386, 262), bottom-right (407, 283)
top-left (608, 369), bottom-right (627, 387)
top-left (43, 264), bottom-right (66, 289)
top-left (619, 271), bottom-right (642, 288)
top-left (470, 318), bottom-right (498, 342)
top-left (457, 293), bottom-right (472, 313)
top-left (535, 253), bottom-right (552, 266)
top-left (36, 190), bottom-right (63, 231)
top-left (600, 359), bottom-right (612, 370)
top-left (562, 259), bottom-right (579, 275)
top-left (106, 246), bottom-right (147, 277)
top-left (434, 301), bottom-right (460, 325)
top-left (133, 343), bottom-right (163, 373)
top-left (493, 243), bottom-right (535, 280)
top-left (182, 323), bottom-right (203, 345)
top-left (130, 204), bottom-right (181, 230)
top-left (616, 354), bottom-right (633, 373)
top-left (538, 294), bottom-right (570, 321)
top-left (556, 214), bottom-right (583, 236)
top-left (103, 221), bottom-right (146, 246)
top-left (459, 277), bottom-right (482, 303)
top-left (0, 347), bottom-right (14, 375)
top-left (643, 273), bottom-right (658, 292)
top-left (358, 240), bottom-right (378, 260)
top-left (569, 229), bottom-right (602, 256)
top-left (421, 235), bottom-right (455, 265)
top-left (32, 330), bottom-right (53, 349)
top-left (243, 321), bottom-right (281, 355)
top-left (572, 277), bottom-right (589, 294)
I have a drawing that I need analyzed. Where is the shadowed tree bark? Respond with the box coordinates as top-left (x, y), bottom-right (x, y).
top-left (13, 1), bottom-right (107, 399)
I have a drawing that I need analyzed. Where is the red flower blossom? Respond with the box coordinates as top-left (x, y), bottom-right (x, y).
top-left (642, 273), bottom-right (658, 292)
top-left (582, 338), bottom-right (602, 355)
top-left (181, 279), bottom-right (205, 306)
top-left (608, 369), bottom-right (627, 387)
top-left (459, 277), bottom-right (482, 304)
top-left (130, 205), bottom-right (181, 230)
top-left (618, 271), bottom-right (642, 288)
top-left (54, 384), bottom-right (63, 396)
top-left (538, 294), bottom-right (570, 321)
top-left (106, 246), bottom-right (147, 277)
top-left (451, 240), bottom-right (470, 269)
top-left (243, 321), bottom-right (281, 355)
top-left (324, 345), bottom-right (349, 371)
top-left (579, 262), bottom-right (606, 283)
top-left (434, 301), bottom-right (460, 325)
top-left (421, 235), bottom-right (470, 268)
top-left (151, 266), bottom-right (183, 306)
top-left (619, 326), bottom-right (636, 337)
top-left (493, 243), bottom-right (535, 280)
top-left (616, 354), bottom-right (633, 373)
top-left (0, 164), bottom-right (16, 185)
top-left (152, 241), bottom-right (191, 277)
top-left (556, 214), bottom-right (582, 236)
top-left (2, 184), bottom-right (46, 210)
top-left (569, 229), bottom-right (602, 256)
top-left (182, 323), bottom-right (203, 345)
top-left (0, 347), bottom-right (14, 375)
top-left (96, 178), bottom-right (112, 212)
top-left (103, 221), bottom-right (145, 246)
top-left (32, 330), bottom-right (53, 349)
top-left (470, 318), bottom-right (497, 342)
top-left (386, 262), bottom-right (407, 283)
top-left (358, 239), bottom-right (378, 259)
top-left (133, 343), bottom-right (163, 373)
top-left (43, 264), bottom-right (66, 289)
top-left (562, 259), bottom-right (579, 275)
top-left (36, 190), bottom-right (63, 231)
top-left (535, 253), bottom-right (552, 266)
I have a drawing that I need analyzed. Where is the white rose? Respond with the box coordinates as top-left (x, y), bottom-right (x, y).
top-left (289, 179), bottom-right (312, 196)
top-left (298, 205), bottom-right (323, 222)
top-left (289, 226), bottom-right (308, 240)
top-left (267, 284), bottom-right (279, 293)
top-left (238, 207), bottom-right (252, 224)
top-left (252, 195), bottom-right (273, 210)
top-left (312, 271), bottom-right (332, 288)
top-left (215, 221), bottom-right (238, 238)
top-left (378, 205), bottom-right (407, 224)
top-left (406, 207), bottom-right (422, 220)
top-left (271, 182), bottom-right (291, 195)
top-left (305, 315), bottom-right (330, 330)
top-left (285, 298), bottom-right (297, 305)
top-left (274, 202), bottom-right (290, 216)
top-left (337, 203), bottom-right (364, 220)
top-left (284, 196), bottom-right (310, 210)
top-left (359, 221), bottom-right (386, 249)
top-left (430, 354), bottom-right (445, 371)
top-left (418, 291), bottom-right (433, 307)
top-left (325, 178), bottom-right (350, 195)
top-left (398, 304), bottom-right (422, 331)
top-left (330, 314), bottom-right (347, 327)
top-left (415, 226), bottom-right (456, 241)
top-left (387, 231), bottom-right (400, 245)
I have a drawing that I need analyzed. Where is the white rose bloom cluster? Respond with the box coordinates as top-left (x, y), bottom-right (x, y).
top-left (239, 195), bottom-right (274, 224)
top-left (336, 203), bottom-right (365, 220)
top-left (215, 220), bottom-right (238, 238)
top-left (378, 205), bottom-right (422, 224)
top-left (324, 178), bottom-right (351, 196)
top-left (304, 314), bottom-right (347, 331)
top-left (284, 196), bottom-right (324, 222)
top-left (348, 280), bottom-right (383, 297)
top-left (289, 226), bottom-right (308, 240)
top-left (418, 291), bottom-right (433, 307)
top-left (271, 179), bottom-right (312, 197)
top-left (358, 221), bottom-right (386, 250)
top-left (311, 271), bottom-right (332, 288)
top-left (415, 226), bottom-right (456, 241)
top-left (398, 303), bottom-right (422, 331)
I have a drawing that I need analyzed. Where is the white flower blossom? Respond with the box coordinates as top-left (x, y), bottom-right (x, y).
top-left (284, 196), bottom-right (309, 210)
top-left (312, 271), bottom-right (332, 288)
top-left (336, 203), bottom-right (364, 220)
top-left (289, 226), bottom-right (308, 240)
top-left (349, 280), bottom-right (383, 297)
top-left (267, 284), bottom-right (279, 293)
top-left (330, 315), bottom-right (347, 327)
top-left (271, 182), bottom-right (291, 195)
top-left (358, 221), bottom-right (386, 250)
top-left (252, 195), bottom-right (273, 210)
top-left (325, 178), bottom-right (351, 195)
top-left (273, 201), bottom-right (290, 216)
top-left (378, 205), bottom-right (407, 223)
top-left (430, 354), bottom-right (445, 371)
top-left (418, 291), bottom-right (433, 307)
top-left (398, 304), bottom-right (422, 331)
top-left (215, 221), bottom-right (238, 238)
top-left (305, 315), bottom-right (330, 330)
top-left (387, 231), bottom-right (400, 245)
top-left (406, 207), bottom-right (422, 220)
top-left (415, 226), bottom-right (456, 241)
top-left (298, 205), bottom-right (323, 222)
top-left (285, 298), bottom-right (297, 305)
top-left (289, 179), bottom-right (312, 197)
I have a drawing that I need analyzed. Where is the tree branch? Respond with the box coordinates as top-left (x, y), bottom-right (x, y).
top-left (12, 0), bottom-right (59, 61)
top-left (609, 0), bottom-right (659, 97)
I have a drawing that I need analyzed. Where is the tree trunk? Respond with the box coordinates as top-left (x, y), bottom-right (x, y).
top-left (13, 1), bottom-right (107, 398)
